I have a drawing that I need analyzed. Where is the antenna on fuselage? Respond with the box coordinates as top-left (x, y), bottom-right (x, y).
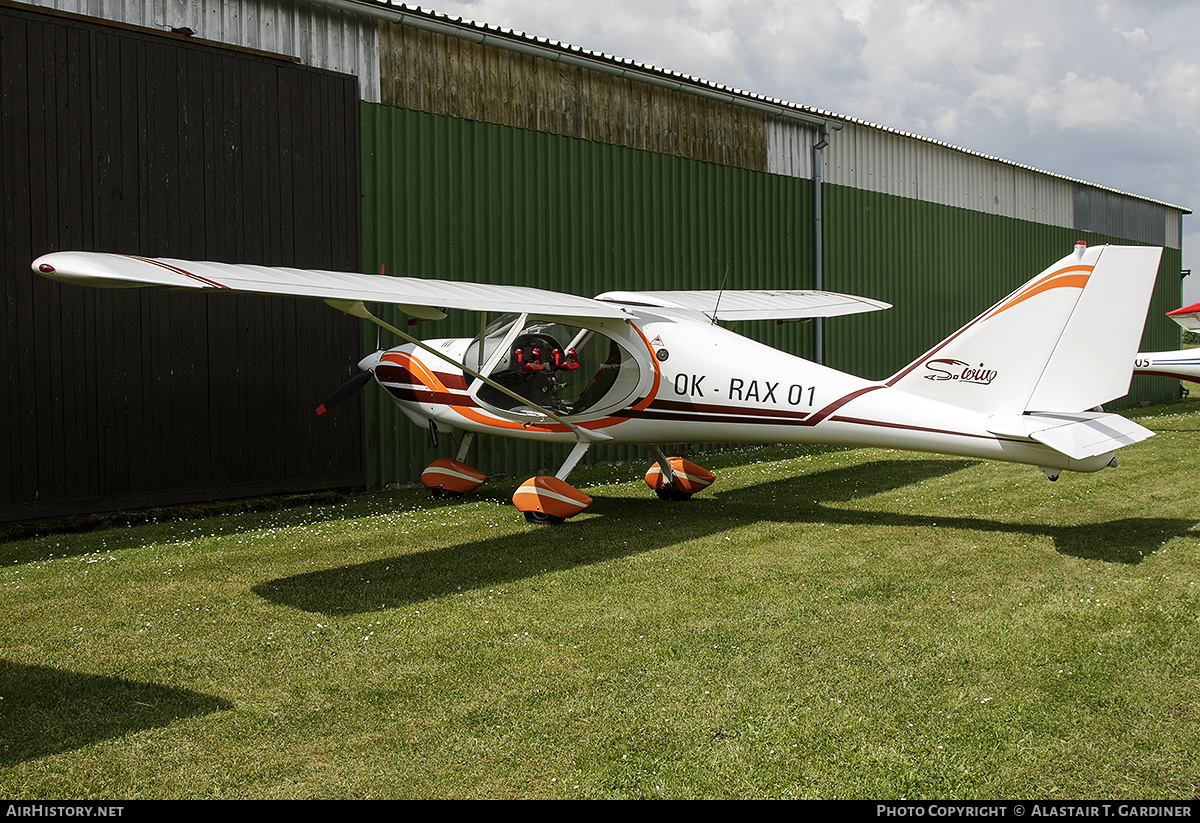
top-left (711, 261), bottom-right (731, 325)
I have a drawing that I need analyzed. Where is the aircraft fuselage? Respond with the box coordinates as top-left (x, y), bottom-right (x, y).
top-left (376, 308), bottom-right (1113, 474)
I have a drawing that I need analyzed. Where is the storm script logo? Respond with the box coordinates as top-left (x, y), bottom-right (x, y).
top-left (922, 358), bottom-right (998, 385)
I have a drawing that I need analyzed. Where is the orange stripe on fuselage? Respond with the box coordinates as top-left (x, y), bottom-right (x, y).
top-left (384, 350), bottom-right (573, 434)
top-left (381, 350), bottom-right (449, 394)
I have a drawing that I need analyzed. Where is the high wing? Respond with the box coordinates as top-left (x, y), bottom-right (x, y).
top-left (594, 288), bottom-right (890, 322)
top-left (32, 252), bottom-right (628, 320)
top-left (34, 252), bottom-right (891, 324)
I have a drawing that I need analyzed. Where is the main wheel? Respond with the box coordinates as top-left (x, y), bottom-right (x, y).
top-left (524, 510), bottom-right (566, 525)
top-left (655, 485), bottom-right (692, 502)
top-left (431, 487), bottom-right (463, 500)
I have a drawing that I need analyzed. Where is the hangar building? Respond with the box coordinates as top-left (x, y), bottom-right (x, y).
top-left (1, 0), bottom-right (1188, 520)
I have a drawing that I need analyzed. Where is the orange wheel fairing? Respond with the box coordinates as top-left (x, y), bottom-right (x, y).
top-left (421, 458), bottom-right (487, 494)
top-left (643, 457), bottom-right (715, 494)
top-left (511, 476), bottom-right (592, 519)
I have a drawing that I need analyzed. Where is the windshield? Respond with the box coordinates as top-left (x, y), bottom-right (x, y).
top-left (472, 318), bottom-right (641, 418)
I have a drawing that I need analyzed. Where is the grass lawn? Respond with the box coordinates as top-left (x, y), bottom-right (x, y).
top-left (2, 399), bottom-right (1199, 799)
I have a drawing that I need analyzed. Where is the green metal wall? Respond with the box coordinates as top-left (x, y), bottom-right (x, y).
top-left (359, 101), bottom-right (1184, 489)
top-left (359, 101), bottom-right (817, 487)
top-left (820, 185), bottom-right (1184, 393)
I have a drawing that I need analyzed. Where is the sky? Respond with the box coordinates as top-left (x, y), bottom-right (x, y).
top-left (425, 0), bottom-right (1200, 305)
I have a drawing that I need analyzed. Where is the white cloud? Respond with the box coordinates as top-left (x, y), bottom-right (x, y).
top-left (1028, 72), bottom-right (1148, 132)
top-left (1120, 26), bottom-right (1150, 51)
top-left (1149, 61), bottom-right (1200, 128)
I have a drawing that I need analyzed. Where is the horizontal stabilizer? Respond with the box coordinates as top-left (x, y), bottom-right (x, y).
top-left (594, 289), bottom-right (890, 322)
top-left (986, 412), bottom-right (1153, 460)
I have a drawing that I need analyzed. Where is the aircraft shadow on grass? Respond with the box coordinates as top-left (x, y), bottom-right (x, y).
top-left (253, 459), bottom-right (1199, 616)
top-left (0, 492), bottom-right (476, 567)
top-left (0, 659), bottom-right (232, 767)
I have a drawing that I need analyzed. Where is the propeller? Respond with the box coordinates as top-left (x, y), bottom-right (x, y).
top-left (315, 369), bottom-right (373, 415)
top-left (317, 327), bottom-right (384, 416)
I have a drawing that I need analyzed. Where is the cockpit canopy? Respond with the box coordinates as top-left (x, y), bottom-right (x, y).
top-left (464, 314), bottom-right (643, 419)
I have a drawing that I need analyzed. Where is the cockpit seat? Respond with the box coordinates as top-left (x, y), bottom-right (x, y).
top-left (554, 348), bottom-right (580, 371)
top-left (511, 334), bottom-right (566, 374)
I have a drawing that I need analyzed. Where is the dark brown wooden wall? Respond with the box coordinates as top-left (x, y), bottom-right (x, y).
top-left (1, 5), bottom-right (364, 520)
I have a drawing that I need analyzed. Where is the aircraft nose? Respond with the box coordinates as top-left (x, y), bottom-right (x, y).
top-left (357, 350), bottom-right (384, 372)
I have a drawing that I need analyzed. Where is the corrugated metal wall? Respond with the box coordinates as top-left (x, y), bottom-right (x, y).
top-left (825, 121), bottom-right (1076, 223)
top-left (766, 117), bottom-right (817, 179)
top-left (820, 183), bottom-right (1184, 392)
top-left (824, 120), bottom-right (1182, 247)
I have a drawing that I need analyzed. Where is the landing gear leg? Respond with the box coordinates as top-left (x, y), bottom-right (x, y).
top-left (455, 432), bottom-right (476, 463)
top-left (645, 446), bottom-right (692, 501)
top-left (555, 440), bottom-right (592, 481)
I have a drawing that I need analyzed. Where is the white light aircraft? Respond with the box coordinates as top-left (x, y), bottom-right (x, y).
top-left (1134, 301), bottom-right (1200, 383)
top-left (34, 242), bottom-right (1163, 523)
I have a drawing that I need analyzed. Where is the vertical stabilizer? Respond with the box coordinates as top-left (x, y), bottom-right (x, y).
top-left (887, 244), bottom-right (1162, 414)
